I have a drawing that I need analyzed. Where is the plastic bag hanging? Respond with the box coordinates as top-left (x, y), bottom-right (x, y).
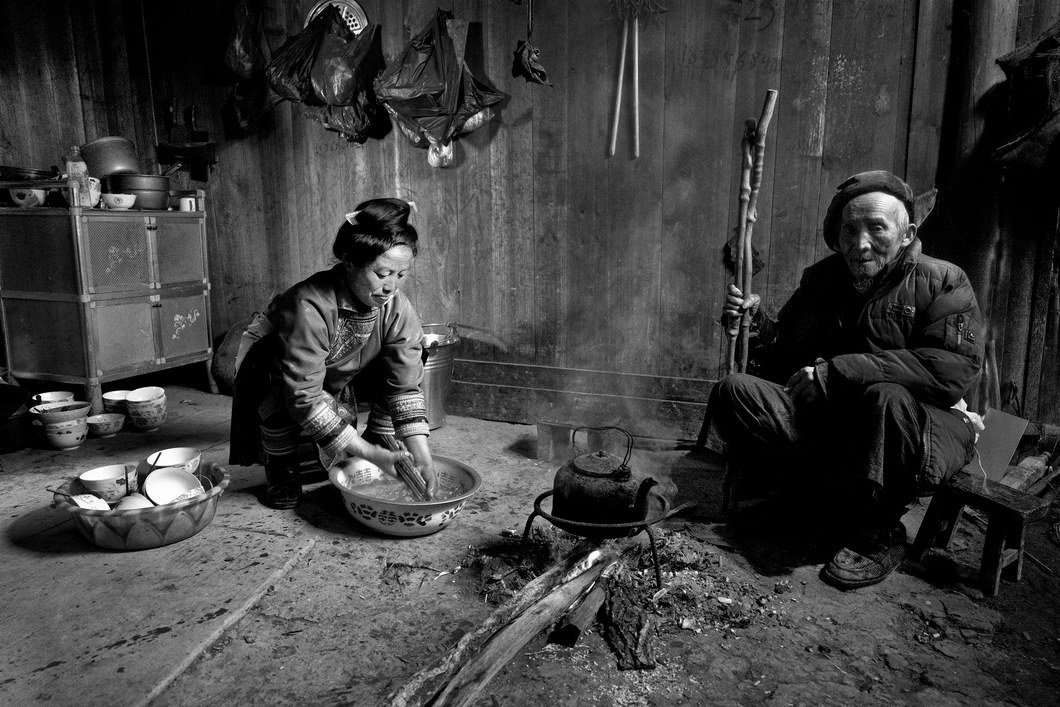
top-left (512, 0), bottom-right (552, 86)
top-left (265, 5), bottom-right (386, 143)
top-left (265, 5), bottom-right (346, 104)
top-left (222, 0), bottom-right (281, 137)
top-left (375, 8), bottom-right (507, 149)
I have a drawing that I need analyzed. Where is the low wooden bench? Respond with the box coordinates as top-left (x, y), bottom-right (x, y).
top-left (536, 421), bottom-right (624, 461)
top-left (912, 468), bottom-right (1051, 596)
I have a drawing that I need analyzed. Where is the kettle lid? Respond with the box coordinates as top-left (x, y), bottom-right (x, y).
top-left (572, 449), bottom-right (629, 479)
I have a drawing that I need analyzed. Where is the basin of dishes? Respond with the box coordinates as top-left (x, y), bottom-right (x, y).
top-left (51, 462), bottom-right (229, 550)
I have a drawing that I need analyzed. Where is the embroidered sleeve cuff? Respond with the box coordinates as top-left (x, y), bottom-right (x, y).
top-left (303, 400), bottom-right (358, 458)
top-left (387, 392), bottom-right (429, 436)
top-left (367, 403), bottom-right (396, 437)
top-left (367, 395), bottom-right (431, 439)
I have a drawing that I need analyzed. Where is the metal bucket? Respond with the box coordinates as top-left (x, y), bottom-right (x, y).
top-left (422, 323), bottom-right (460, 430)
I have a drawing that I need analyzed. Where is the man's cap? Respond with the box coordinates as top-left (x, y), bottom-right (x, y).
top-left (822, 170), bottom-right (920, 250)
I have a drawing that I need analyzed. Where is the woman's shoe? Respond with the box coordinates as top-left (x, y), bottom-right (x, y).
top-left (263, 457), bottom-right (301, 509)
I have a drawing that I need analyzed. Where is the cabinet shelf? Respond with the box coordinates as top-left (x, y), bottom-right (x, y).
top-left (0, 206), bottom-right (214, 412)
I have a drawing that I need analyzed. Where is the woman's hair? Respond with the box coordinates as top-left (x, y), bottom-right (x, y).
top-left (332, 198), bottom-right (419, 267)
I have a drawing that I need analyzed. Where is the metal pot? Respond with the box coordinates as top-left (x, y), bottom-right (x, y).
top-left (102, 173), bottom-right (171, 192)
top-left (550, 427), bottom-right (661, 536)
top-left (81, 137), bottom-right (139, 177)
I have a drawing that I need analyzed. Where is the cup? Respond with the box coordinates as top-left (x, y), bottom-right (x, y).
top-left (179, 197), bottom-right (196, 212)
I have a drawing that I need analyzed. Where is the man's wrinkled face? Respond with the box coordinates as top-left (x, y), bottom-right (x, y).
top-left (838, 192), bottom-right (915, 283)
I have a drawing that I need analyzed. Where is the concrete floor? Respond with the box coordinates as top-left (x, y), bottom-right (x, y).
top-left (2, 384), bottom-right (1059, 705)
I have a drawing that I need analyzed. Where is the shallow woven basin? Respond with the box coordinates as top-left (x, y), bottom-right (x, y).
top-left (329, 455), bottom-right (481, 537)
top-left (51, 463), bottom-right (230, 550)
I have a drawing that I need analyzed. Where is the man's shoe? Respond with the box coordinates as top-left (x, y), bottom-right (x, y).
top-left (822, 522), bottom-right (907, 589)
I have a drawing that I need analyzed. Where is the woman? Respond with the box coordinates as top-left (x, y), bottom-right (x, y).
top-left (229, 198), bottom-right (436, 509)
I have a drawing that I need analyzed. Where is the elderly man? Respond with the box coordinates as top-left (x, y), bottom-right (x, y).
top-left (698, 170), bottom-right (984, 589)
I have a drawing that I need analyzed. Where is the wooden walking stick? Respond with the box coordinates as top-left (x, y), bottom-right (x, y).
top-left (738, 89), bottom-right (779, 373)
top-left (725, 89), bottom-right (779, 375)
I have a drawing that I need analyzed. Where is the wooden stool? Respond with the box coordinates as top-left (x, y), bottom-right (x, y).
top-left (912, 469), bottom-right (1051, 596)
top-left (536, 417), bottom-right (625, 461)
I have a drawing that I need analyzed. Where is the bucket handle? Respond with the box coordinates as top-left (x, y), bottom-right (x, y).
top-left (423, 322), bottom-right (460, 346)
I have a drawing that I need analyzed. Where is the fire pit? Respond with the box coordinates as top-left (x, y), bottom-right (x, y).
top-left (521, 426), bottom-right (694, 587)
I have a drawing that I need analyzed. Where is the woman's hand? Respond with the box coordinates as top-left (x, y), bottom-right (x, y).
top-left (402, 434), bottom-right (437, 500)
top-left (357, 443), bottom-right (414, 479)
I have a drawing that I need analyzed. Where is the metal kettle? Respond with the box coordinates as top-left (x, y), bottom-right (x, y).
top-left (551, 427), bottom-right (660, 532)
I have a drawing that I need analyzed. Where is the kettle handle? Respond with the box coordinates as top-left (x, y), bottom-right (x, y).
top-left (572, 426), bottom-right (634, 467)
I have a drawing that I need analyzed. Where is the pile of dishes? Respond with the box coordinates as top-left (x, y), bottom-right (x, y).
top-left (107, 386), bottom-right (168, 432)
top-left (28, 393), bottom-right (92, 450)
top-left (50, 447), bottom-right (230, 550)
top-left (1, 165), bottom-right (61, 208)
top-left (28, 386), bottom-right (168, 450)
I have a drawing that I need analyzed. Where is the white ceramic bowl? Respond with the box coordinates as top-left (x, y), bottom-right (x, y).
top-left (126, 388), bottom-right (167, 431)
top-left (143, 467), bottom-right (205, 505)
top-left (329, 456), bottom-right (481, 537)
top-left (52, 463), bottom-right (230, 550)
top-left (44, 418), bottom-right (88, 450)
top-left (147, 446), bottom-right (201, 473)
top-left (9, 188), bottom-right (46, 207)
top-left (126, 386), bottom-right (165, 403)
top-left (31, 391), bottom-right (75, 405)
top-left (102, 193), bottom-right (136, 210)
top-left (114, 493), bottom-right (154, 510)
top-left (86, 413), bottom-right (125, 438)
top-left (30, 400), bottom-right (92, 425)
top-left (102, 390), bottom-right (131, 414)
top-left (79, 463), bottom-right (138, 503)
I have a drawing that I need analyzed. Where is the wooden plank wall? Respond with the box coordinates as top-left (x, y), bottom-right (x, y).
top-left (5, 0), bottom-right (1054, 436)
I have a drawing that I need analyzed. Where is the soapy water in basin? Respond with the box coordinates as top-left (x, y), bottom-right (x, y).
top-left (353, 476), bottom-right (465, 503)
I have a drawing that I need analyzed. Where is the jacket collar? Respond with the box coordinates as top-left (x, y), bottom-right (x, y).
top-left (328, 262), bottom-right (376, 315)
top-left (811, 237), bottom-right (922, 295)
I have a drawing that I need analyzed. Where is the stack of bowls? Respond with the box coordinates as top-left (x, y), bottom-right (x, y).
top-left (30, 400), bottom-right (92, 450)
top-left (125, 386), bottom-right (166, 431)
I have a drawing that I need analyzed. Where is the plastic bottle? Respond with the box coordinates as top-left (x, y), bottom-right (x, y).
top-left (62, 145), bottom-right (89, 206)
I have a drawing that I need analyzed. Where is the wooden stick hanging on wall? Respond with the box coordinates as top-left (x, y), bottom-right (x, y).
top-left (632, 18), bottom-right (640, 158)
top-left (608, 17), bottom-right (630, 157)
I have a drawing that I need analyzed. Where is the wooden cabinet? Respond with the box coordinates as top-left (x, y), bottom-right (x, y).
top-left (0, 206), bottom-right (213, 412)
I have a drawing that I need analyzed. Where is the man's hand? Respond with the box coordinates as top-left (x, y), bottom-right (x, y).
top-left (785, 365), bottom-right (822, 405)
top-left (724, 284), bottom-right (761, 324)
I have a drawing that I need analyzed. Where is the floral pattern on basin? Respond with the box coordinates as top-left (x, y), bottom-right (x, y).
top-left (330, 456), bottom-right (481, 537)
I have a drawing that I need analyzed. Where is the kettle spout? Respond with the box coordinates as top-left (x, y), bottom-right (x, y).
top-left (633, 478), bottom-right (659, 520)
